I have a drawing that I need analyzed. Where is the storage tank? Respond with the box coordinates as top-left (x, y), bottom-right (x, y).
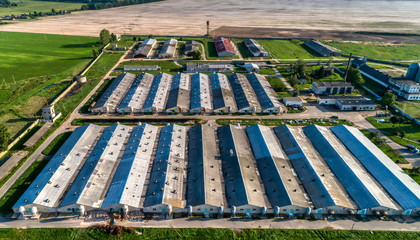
top-left (406, 63), bottom-right (419, 80)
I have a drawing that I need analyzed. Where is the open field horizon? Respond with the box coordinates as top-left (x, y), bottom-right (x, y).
top-left (1, 0), bottom-right (420, 40)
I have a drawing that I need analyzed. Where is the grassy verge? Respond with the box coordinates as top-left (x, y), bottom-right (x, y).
top-left (216, 118), bottom-right (353, 126)
top-left (361, 130), bottom-right (408, 164)
top-left (41, 132), bottom-right (72, 156)
top-left (115, 60), bottom-right (182, 75)
top-left (80, 78), bottom-right (115, 113)
top-left (366, 117), bottom-right (420, 148)
top-left (71, 118), bottom-right (205, 126)
top-left (0, 227), bottom-right (418, 239)
top-left (404, 168), bottom-right (420, 184)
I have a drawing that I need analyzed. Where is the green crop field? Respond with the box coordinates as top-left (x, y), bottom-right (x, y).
top-left (257, 39), bottom-right (322, 59)
top-left (0, 0), bottom-right (83, 16)
top-left (324, 41), bottom-right (420, 60)
top-left (0, 31), bottom-right (98, 141)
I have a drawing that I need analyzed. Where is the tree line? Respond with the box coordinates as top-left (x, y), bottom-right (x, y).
top-left (0, 0), bottom-right (17, 8)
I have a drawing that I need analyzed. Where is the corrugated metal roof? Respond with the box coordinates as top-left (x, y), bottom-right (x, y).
top-left (187, 125), bottom-right (225, 207)
top-left (331, 124), bottom-right (420, 210)
top-left (142, 73), bottom-right (172, 111)
top-left (117, 73), bottom-right (154, 111)
top-left (303, 125), bottom-right (398, 210)
top-left (60, 124), bottom-right (131, 208)
top-left (217, 125), bottom-right (267, 208)
top-left (210, 73), bottom-right (236, 111)
top-left (274, 125), bottom-right (354, 209)
top-left (165, 73), bottom-right (190, 110)
top-left (190, 73), bottom-right (212, 111)
top-left (102, 124), bottom-right (158, 209)
top-left (246, 125), bottom-right (308, 208)
top-left (93, 73), bottom-right (136, 111)
top-left (247, 73), bottom-right (281, 111)
top-left (144, 124), bottom-right (186, 208)
top-left (231, 73), bottom-right (261, 112)
top-left (13, 125), bottom-right (100, 209)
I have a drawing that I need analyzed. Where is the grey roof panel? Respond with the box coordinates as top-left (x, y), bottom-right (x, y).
top-left (331, 124), bottom-right (420, 210)
top-left (101, 124), bottom-right (158, 208)
top-left (13, 125), bottom-right (99, 209)
top-left (303, 125), bottom-right (398, 210)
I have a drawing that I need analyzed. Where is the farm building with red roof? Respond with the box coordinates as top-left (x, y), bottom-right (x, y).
top-left (214, 37), bottom-right (236, 57)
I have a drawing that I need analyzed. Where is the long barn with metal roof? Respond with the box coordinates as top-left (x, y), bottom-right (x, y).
top-left (187, 125), bottom-right (226, 215)
top-left (165, 73), bottom-right (190, 113)
top-left (143, 124), bottom-right (187, 214)
top-left (142, 73), bottom-right (172, 113)
top-left (303, 125), bottom-right (400, 215)
top-left (117, 73), bottom-right (154, 114)
top-left (59, 124), bottom-right (131, 213)
top-left (228, 73), bottom-right (260, 113)
top-left (217, 124), bottom-right (269, 216)
top-left (331, 124), bottom-right (420, 214)
top-left (101, 124), bottom-right (158, 214)
top-left (246, 125), bottom-right (310, 216)
top-left (13, 124), bottom-right (101, 215)
top-left (246, 73), bottom-right (282, 113)
top-left (274, 125), bottom-right (356, 215)
top-left (91, 73), bottom-right (136, 113)
top-left (210, 73), bottom-right (236, 114)
top-left (190, 73), bottom-right (212, 113)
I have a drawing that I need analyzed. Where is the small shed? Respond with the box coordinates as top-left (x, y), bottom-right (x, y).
top-left (283, 97), bottom-right (303, 106)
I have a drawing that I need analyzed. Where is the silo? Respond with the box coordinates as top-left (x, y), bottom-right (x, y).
top-left (406, 63), bottom-right (419, 80)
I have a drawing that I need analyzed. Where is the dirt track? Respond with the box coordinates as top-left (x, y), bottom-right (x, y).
top-left (1, 0), bottom-right (420, 42)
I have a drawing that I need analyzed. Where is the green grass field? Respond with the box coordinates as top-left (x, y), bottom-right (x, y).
top-left (361, 130), bottom-right (408, 164)
top-left (405, 168), bottom-right (420, 185)
top-left (394, 101), bottom-right (420, 121)
top-left (366, 117), bottom-right (420, 148)
top-left (0, 227), bottom-right (419, 239)
top-left (257, 39), bottom-right (322, 59)
top-left (41, 132), bottom-right (71, 156)
top-left (0, 31), bottom-right (98, 141)
top-left (0, 0), bottom-right (83, 16)
top-left (324, 41), bottom-right (420, 60)
top-left (115, 60), bottom-right (182, 75)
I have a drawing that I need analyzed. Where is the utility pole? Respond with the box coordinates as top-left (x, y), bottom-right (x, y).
top-left (343, 53), bottom-right (352, 83)
top-left (206, 21), bottom-right (210, 38)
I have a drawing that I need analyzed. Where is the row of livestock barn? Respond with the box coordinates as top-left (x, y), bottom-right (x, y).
top-left (90, 72), bottom-right (282, 114)
top-left (13, 123), bottom-right (420, 218)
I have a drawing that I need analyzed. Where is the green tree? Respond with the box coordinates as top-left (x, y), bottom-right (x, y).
top-left (0, 124), bottom-right (10, 152)
top-left (51, 8), bottom-right (56, 15)
top-left (290, 74), bottom-right (299, 87)
top-left (133, 36), bottom-right (137, 41)
top-left (292, 89), bottom-right (300, 97)
top-left (400, 131), bottom-right (406, 140)
top-left (293, 58), bottom-right (306, 77)
top-left (374, 137), bottom-right (385, 146)
top-left (99, 29), bottom-right (111, 45)
top-left (188, 50), bottom-right (201, 60)
top-left (390, 116), bottom-right (398, 127)
top-left (381, 92), bottom-right (396, 107)
top-left (92, 48), bottom-right (99, 58)
top-left (111, 33), bottom-right (117, 42)
top-left (328, 57), bottom-right (333, 67)
top-left (347, 67), bottom-right (364, 85)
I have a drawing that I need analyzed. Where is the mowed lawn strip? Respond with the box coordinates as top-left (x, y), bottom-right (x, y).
top-left (257, 39), bottom-right (323, 59)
